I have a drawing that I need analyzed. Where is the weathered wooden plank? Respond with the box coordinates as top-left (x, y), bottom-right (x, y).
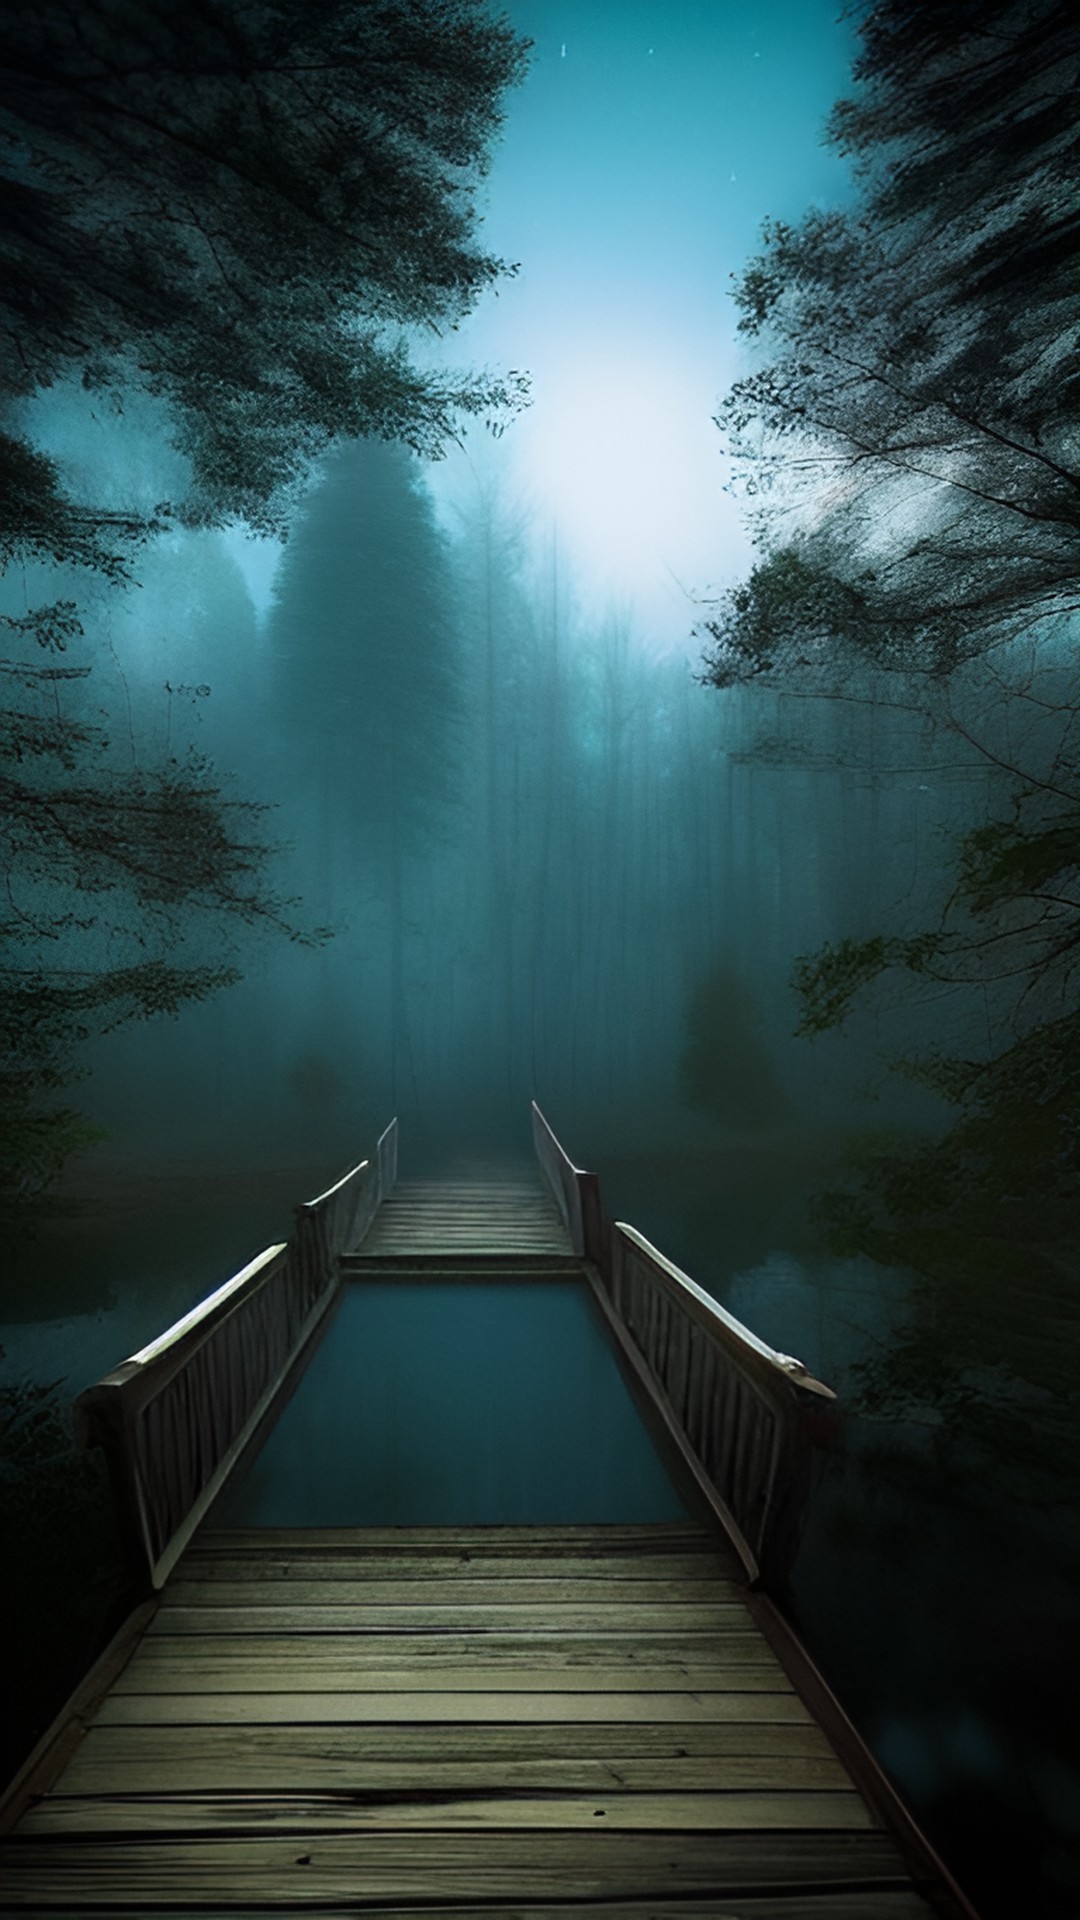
top-left (359, 1236), bottom-right (568, 1251)
top-left (128, 1602), bottom-right (743, 1632)
top-left (360, 1232), bottom-right (570, 1252)
top-left (24, 1789), bottom-right (876, 1834)
top-left (362, 1214), bottom-right (561, 1223)
top-left (133, 1625), bottom-right (760, 1657)
top-left (65, 1718), bottom-right (841, 1770)
top-left (0, 1897), bottom-right (939, 1920)
top-left (95, 1689), bottom-right (817, 1725)
top-left (149, 1600), bottom-right (761, 1634)
top-left (171, 1553), bottom-right (739, 1583)
top-left (160, 1578), bottom-right (746, 1610)
top-left (0, 1830), bottom-right (915, 1904)
top-left (116, 1630), bottom-right (791, 1686)
top-left (0, 1899), bottom-right (940, 1920)
top-left (190, 1525), bottom-right (715, 1551)
top-left (60, 1725), bottom-right (852, 1794)
top-left (113, 1663), bottom-right (792, 1698)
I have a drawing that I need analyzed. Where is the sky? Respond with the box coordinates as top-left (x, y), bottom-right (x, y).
top-left (225, 1), bottom-right (859, 649)
top-left (424, 0), bottom-right (859, 651)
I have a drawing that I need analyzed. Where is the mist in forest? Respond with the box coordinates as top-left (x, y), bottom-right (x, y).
top-left (4, 6), bottom-right (1080, 1914)
top-left (20, 0), bottom-right (874, 1179)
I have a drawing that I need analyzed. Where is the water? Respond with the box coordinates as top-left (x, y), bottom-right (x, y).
top-left (0, 1163), bottom-right (341, 1395)
top-left (217, 1277), bottom-right (690, 1526)
top-left (590, 1144), bottom-right (1080, 1920)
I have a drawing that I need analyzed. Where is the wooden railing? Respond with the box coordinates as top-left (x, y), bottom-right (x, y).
top-left (74, 1121), bottom-right (397, 1588)
top-left (531, 1101), bottom-right (604, 1262)
top-left (531, 1101), bottom-right (836, 1587)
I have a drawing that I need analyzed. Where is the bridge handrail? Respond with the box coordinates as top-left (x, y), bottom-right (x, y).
top-left (530, 1101), bottom-right (836, 1587)
top-left (614, 1222), bottom-right (835, 1404)
top-left (75, 1131), bottom-right (396, 1589)
top-left (530, 1100), bottom-right (604, 1261)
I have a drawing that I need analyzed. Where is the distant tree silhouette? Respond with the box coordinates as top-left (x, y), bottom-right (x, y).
top-left (266, 439), bottom-right (461, 1101)
top-left (679, 960), bottom-right (790, 1133)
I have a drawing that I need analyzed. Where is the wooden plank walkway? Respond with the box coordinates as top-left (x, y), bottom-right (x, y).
top-left (352, 1175), bottom-right (570, 1259)
top-left (0, 1171), bottom-right (965, 1915)
top-left (1, 1523), bottom-right (943, 1914)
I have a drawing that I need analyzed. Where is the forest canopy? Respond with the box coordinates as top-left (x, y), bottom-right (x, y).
top-left (701, 0), bottom-right (1080, 1412)
top-left (0, 0), bottom-right (530, 1209)
top-left (0, 0), bottom-right (530, 530)
top-left (702, 0), bottom-right (1079, 686)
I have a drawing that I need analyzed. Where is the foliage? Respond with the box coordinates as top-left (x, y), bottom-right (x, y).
top-left (700, 0), bottom-right (1080, 1434)
top-left (701, 0), bottom-right (1080, 684)
top-left (0, 1365), bottom-right (128, 1788)
top-left (1, 1), bottom-right (527, 1198)
top-left (0, 0), bottom-right (530, 533)
top-left (264, 437), bottom-right (462, 1102)
top-left (0, 606), bottom-right (330, 1208)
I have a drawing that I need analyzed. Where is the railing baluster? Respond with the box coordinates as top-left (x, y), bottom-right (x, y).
top-left (75, 1125), bottom-right (397, 1589)
top-left (531, 1100), bottom-right (837, 1588)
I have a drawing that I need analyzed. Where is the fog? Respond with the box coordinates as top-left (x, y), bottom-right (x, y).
top-left (26, 0), bottom-right (872, 1175)
top-left (4, 6), bottom-right (1079, 1916)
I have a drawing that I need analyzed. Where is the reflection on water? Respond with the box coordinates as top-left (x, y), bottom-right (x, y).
top-left (591, 1144), bottom-right (1080, 1920)
top-left (0, 1163), bottom-right (340, 1395)
top-left (219, 1278), bottom-right (690, 1526)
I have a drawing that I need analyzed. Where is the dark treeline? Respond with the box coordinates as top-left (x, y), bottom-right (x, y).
top-left (696, 0), bottom-right (1080, 1496)
top-left (0, 0), bottom-right (529, 1212)
top-left (77, 441), bottom-right (853, 1168)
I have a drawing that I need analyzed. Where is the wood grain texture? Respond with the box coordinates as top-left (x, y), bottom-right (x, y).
top-left (134, 1626), bottom-right (769, 1660)
top-left (22, 1789), bottom-right (876, 1834)
top-left (170, 1552), bottom-right (740, 1582)
top-left (114, 1665), bottom-right (794, 1698)
top-left (0, 1898), bottom-right (941, 1920)
top-left (183, 1528), bottom-right (718, 1559)
top-left (0, 1456), bottom-right (952, 1909)
top-left (0, 1829), bottom-right (915, 1903)
top-left (160, 1576), bottom-right (744, 1607)
top-left (355, 1180), bottom-right (570, 1257)
top-left (138, 1599), bottom-right (756, 1632)
top-left (60, 1724), bottom-right (853, 1794)
top-left (95, 1690), bottom-right (820, 1725)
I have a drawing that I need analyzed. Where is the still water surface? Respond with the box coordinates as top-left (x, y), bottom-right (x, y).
top-left (218, 1278), bottom-right (689, 1526)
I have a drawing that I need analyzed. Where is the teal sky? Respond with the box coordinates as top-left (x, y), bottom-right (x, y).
top-left (430, 0), bottom-right (859, 648)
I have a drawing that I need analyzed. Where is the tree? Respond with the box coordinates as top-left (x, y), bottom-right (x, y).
top-left (1, 0), bottom-right (530, 531)
top-left (0, 629), bottom-right (323, 1209)
top-left (679, 959), bottom-right (791, 1134)
top-left (701, 0), bottom-right (1080, 686)
top-left (264, 438), bottom-right (461, 1107)
top-left (1, 0), bottom-right (529, 1200)
top-left (698, 0), bottom-right (1080, 1444)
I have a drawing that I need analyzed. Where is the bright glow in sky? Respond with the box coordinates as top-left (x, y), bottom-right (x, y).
top-left (519, 344), bottom-right (741, 630)
top-left (427, 0), bottom-right (857, 652)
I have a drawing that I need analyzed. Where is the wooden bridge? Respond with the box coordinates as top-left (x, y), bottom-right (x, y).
top-left (0, 1107), bottom-right (978, 1916)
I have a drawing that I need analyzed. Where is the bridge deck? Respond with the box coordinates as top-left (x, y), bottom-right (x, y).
top-left (4, 1524), bottom-right (938, 1915)
top-left (0, 1174), bottom-right (955, 1915)
top-left (353, 1175), bottom-right (570, 1258)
